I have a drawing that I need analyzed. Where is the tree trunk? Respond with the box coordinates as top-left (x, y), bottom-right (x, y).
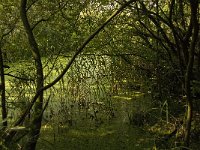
top-left (183, 0), bottom-right (199, 148)
top-left (0, 46), bottom-right (7, 128)
top-left (184, 65), bottom-right (193, 148)
top-left (20, 0), bottom-right (44, 149)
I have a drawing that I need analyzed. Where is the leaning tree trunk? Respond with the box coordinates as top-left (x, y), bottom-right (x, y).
top-left (183, 0), bottom-right (199, 148)
top-left (20, 0), bottom-right (44, 149)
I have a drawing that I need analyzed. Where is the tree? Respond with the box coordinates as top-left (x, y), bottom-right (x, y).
top-left (1, 0), bottom-right (135, 149)
top-left (20, 0), bottom-right (44, 149)
top-left (122, 0), bottom-right (199, 148)
top-left (0, 0), bottom-right (18, 131)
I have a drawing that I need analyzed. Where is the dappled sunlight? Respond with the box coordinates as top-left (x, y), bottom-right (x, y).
top-left (112, 91), bottom-right (145, 100)
top-left (66, 128), bottom-right (116, 138)
top-left (112, 95), bottom-right (132, 100)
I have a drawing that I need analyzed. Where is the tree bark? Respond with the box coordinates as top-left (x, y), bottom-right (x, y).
top-left (20, 0), bottom-right (44, 149)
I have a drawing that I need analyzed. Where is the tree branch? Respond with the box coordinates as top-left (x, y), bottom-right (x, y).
top-left (2, 73), bottom-right (34, 81)
top-left (26, 0), bottom-right (39, 12)
top-left (31, 18), bottom-right (49, 30)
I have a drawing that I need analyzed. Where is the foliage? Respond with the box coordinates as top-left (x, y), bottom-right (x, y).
top-left (0, 0), bottom-right (199, 149)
